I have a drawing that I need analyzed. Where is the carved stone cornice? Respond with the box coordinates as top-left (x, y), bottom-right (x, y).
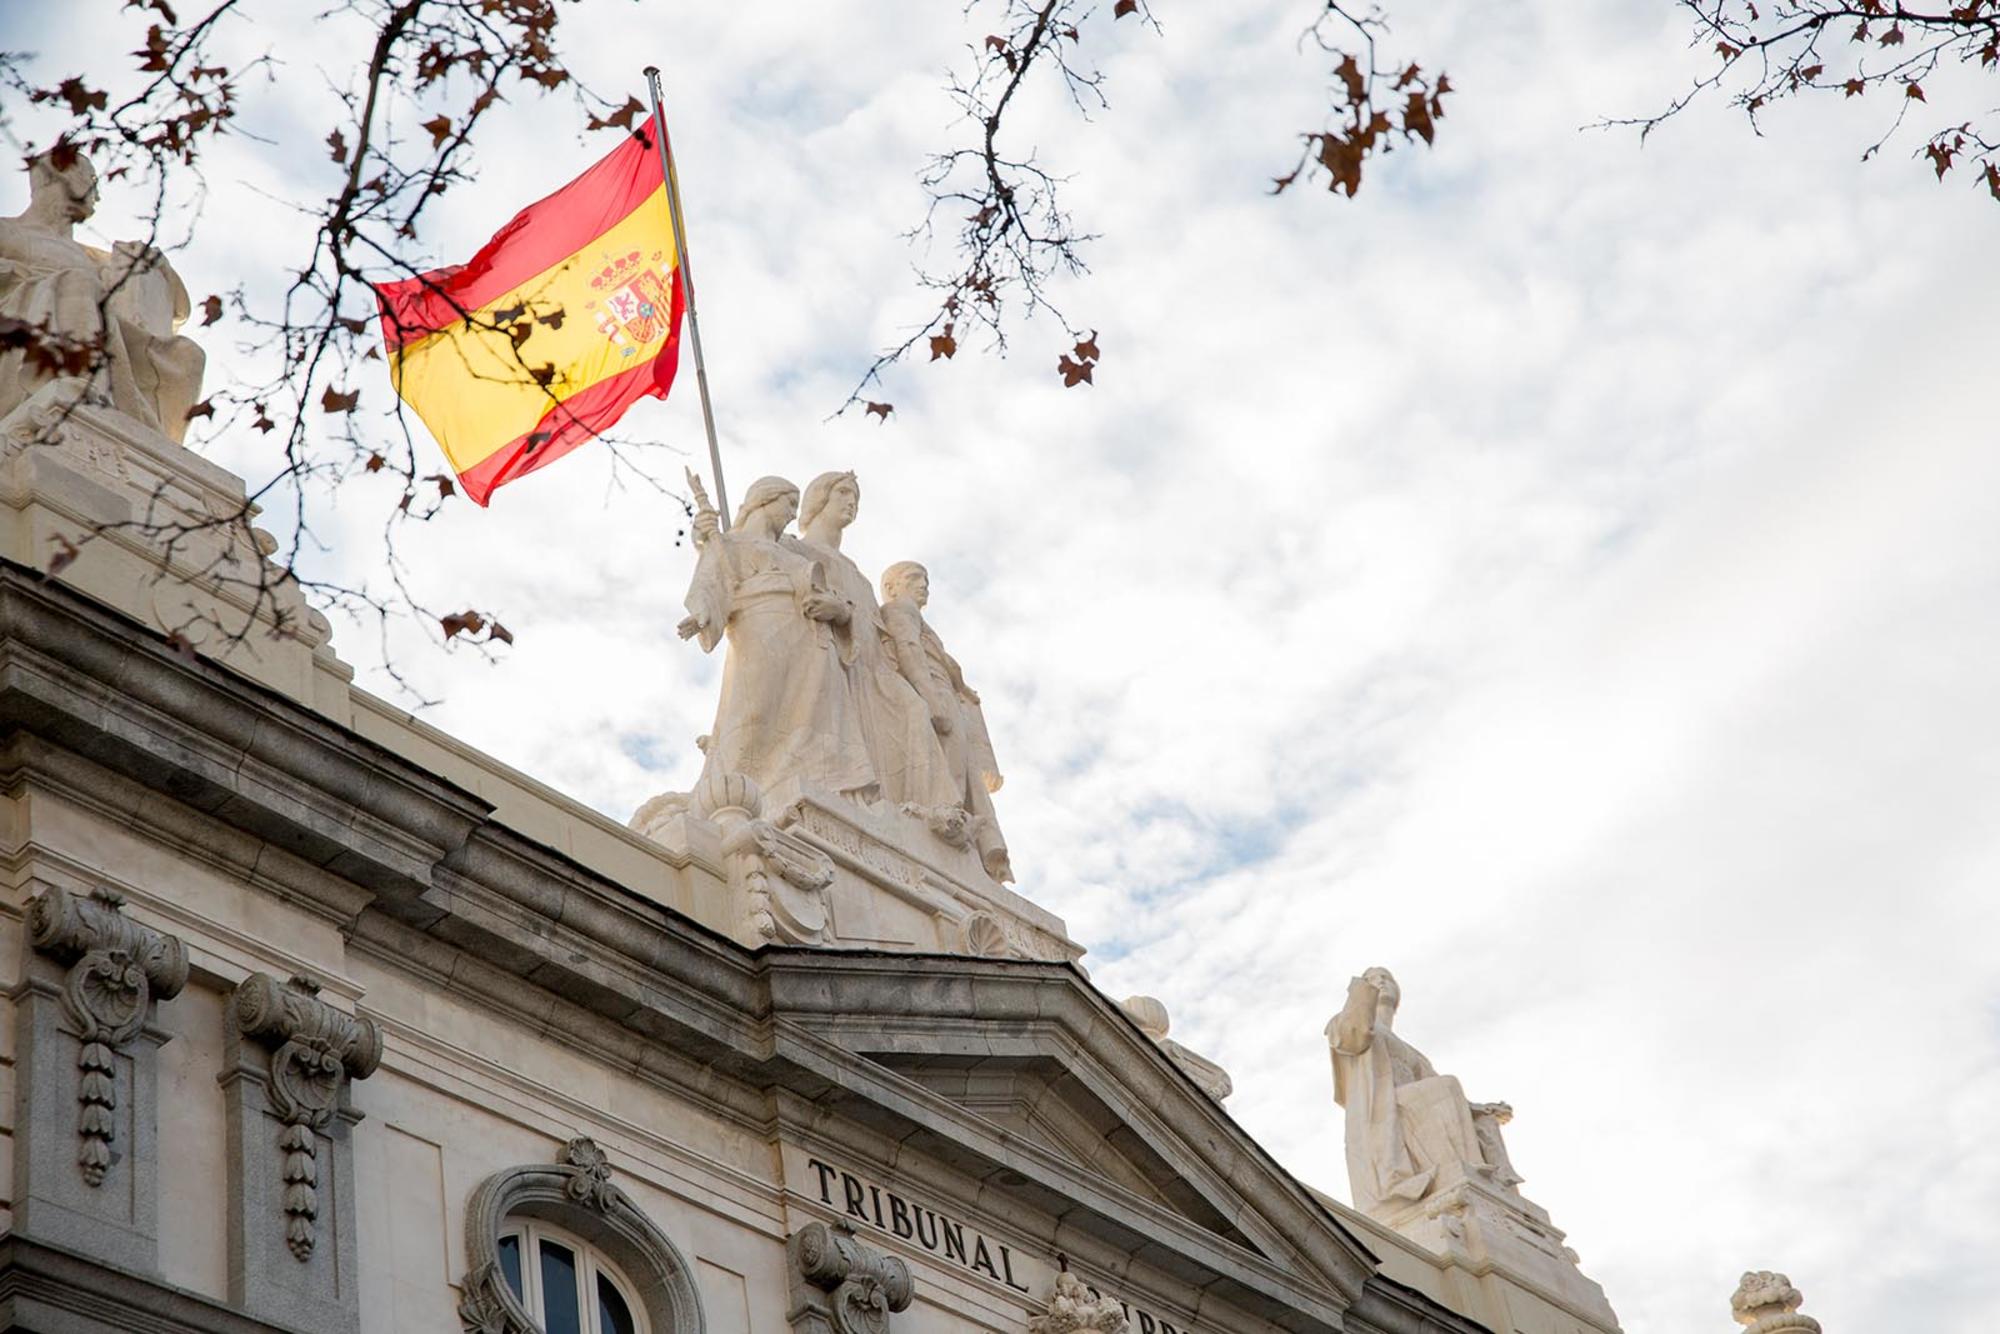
top-left (227, 973), bottom-right (381, 1262)
top-left (26, 885), bottom-right (187, 1186)
top-left (789, 1220), bottom-right (915, 1334)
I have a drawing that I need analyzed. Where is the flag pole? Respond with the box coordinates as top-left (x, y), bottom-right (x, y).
top-left (643, 66), bottom-right (730, 531)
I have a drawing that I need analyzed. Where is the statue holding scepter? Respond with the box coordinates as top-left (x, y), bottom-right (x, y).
top-left (677, 474), bottom-right (876, 801)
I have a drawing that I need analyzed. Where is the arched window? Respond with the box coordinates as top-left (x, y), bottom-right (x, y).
top-left (459, 1138), bottom-right (704, 1334)
top-left (496, 1220), bottom-right (646, 1334)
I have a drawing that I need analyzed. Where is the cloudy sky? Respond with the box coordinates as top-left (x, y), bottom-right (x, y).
top-left (11, 3), bottom-right (2000, 1330)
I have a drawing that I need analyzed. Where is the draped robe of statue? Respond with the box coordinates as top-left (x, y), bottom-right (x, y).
top-left (1328, 971), bottom-right (1489, 1217)
top-left (682, 526), bottom-right (875, 800)
top-left (0, 157), bottom-right (205, 441)
top-left (800, 536), bottom-right (958, 811)
top-left (880, 585), bottom-right (1011, 882)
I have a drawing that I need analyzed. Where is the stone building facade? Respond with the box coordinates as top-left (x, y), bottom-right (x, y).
top-left (0, 232), bottom-right (1629, 1332)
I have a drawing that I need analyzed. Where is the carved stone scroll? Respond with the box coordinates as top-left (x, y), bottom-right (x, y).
top-left (227, 973), bottom-right (381, 1262)
top-left (26, 886), bottom-right (187, 1187)
top-left (693, 769), bottom-right (836, 945)
top-left (789, 1220), bottom-right (915, 1334)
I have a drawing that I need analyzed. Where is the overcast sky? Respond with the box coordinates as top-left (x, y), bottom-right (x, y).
top-left (11, 3), bottom-right (2000, 1331)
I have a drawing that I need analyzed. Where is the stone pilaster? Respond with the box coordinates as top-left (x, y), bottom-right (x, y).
top-left (787, 1219), bottom-right (916, 1334)
top-left (11, 885), bottom-right (187, 1272)
top-left (221, 972), bottom-right (380, 1334)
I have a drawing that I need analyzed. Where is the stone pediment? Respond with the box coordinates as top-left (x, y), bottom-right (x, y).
top-left (866, 1051), bottom-right (1228, 1228)
top-left (762, 950), bottom-right (1382, 1330)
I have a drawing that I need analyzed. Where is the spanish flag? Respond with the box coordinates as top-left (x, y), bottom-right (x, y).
top-left (373, 118), bottom-right (685, 505)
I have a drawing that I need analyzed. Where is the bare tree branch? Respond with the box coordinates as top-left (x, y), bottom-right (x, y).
top-left (1602, 1), bottom-right (2000, 200)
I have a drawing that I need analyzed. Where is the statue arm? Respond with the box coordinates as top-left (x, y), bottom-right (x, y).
top-left (676, 541), bottom-right (731, 652)
top-left (1327, 976), bottom-right (1379, 1056)
top-left (882, 601), bottom-right (954, 730)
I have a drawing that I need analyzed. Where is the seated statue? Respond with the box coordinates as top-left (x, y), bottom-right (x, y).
top-left (1326, 967), bottom-right (1521, 1217)
top-left (0, 151), bottom-right (205, 441)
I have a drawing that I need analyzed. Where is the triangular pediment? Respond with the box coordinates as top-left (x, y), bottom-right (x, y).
top-left (867, 1050), bottom-right (1257, 1246)
top-left (762, 950), bottom-right (1381, 1329)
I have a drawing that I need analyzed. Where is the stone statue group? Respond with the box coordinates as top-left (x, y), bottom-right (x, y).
top-left (677, 470), bottom-right (1012, 883)
top-left (0, 152), bottom-right (205, 441)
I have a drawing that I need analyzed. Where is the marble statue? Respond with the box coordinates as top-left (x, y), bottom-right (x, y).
top-left (880, 560), bottom-right (1012, 882)
top-left (796, 471), bottom-right (959, 813)
top-left (678, 475), bottom-right (876, 801)
top-left (1326, 967), bottom-right (1520, 1216)
top-left (1731, 1271), bottom-right (1820, 1334)
top-left (0, 152), bottom-right (205, 441)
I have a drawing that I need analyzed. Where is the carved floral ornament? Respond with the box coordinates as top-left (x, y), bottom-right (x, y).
top-left (460, 1137), bottom-right (705, 1334)
top-left (227, 973), bottom-right (382, 1262)
top-left (1028, 1270), bottom-right (1128, 1334)
top-left (1731, 1271), bottom-right (1822, 1334)
top-left (790, 1220), bottom-right (916, 1334)
top-left (27, 886), bottom-right (187, 1187)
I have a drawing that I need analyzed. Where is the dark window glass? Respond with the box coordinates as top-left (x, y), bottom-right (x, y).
top-left (597, 1272), bottom-right (638, 1334)
top-left (497, 1234), bottom-right (524, 1301)
top-left (539, 1238), bottom-right (583, 1334)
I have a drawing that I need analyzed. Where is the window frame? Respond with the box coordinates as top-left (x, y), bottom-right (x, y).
top-left (496, 1218), bottom-right (648, 1334)
top-left (459, 1138), bottom-right (704, 1334)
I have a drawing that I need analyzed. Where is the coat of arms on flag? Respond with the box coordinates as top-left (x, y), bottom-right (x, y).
top-left (589, 248), bottom-right (676, 354)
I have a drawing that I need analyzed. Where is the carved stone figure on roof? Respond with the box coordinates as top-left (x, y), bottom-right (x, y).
top-left (1326, 967), bottom-right (1518, 1216)
top-left (1121, 995), bottom-right (1233, 1102)
top-left (879, 560), bottom-right (1012, 882)
top-left (677, 475), bottom-right (875, 801)
top-left (0, 151), bottom-right (205, 442)
top-left (796, 471), bottom-right (960, 814)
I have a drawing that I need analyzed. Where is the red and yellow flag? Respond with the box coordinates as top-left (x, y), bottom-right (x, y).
top-left (373, 117), bottom-right (685, 506)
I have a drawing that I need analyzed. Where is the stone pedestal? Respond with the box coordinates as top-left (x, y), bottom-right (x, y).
top-left (0, 381), bottom-right (354, 720)
top-left (1377, 1175), bottom-right (1618, 1326)
top-left (636, 774), bottom-right (1081, 962)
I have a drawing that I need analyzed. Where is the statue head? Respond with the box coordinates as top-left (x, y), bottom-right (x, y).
top-left (27, 149), bottom-right (98, 225)
top-left (1361, 966), bottom-right (1400, 1020)
top-left (798, 470), bottom-right (859, 535)
top-left (880, 560), bottom-right (929, 608)
top-left (733, 475), bottom-right (799, 533)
